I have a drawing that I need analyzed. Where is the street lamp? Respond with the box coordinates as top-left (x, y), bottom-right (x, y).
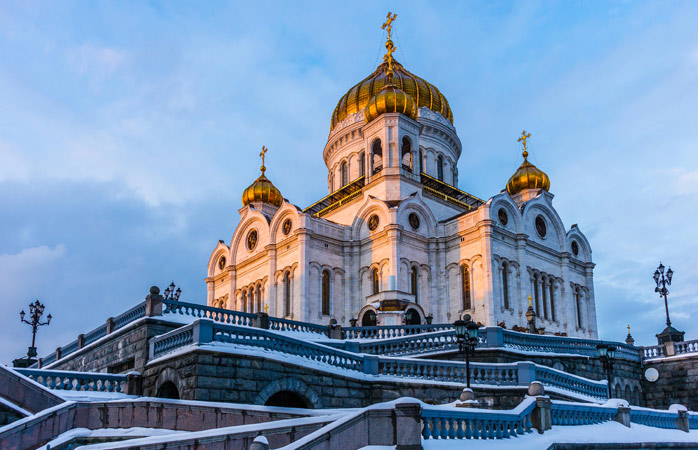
top-left (653, 263), bottom-right (674, 327)
top-left (596, 343), bottom-right (616, 399)
top-left (454, 314), bottom-right (480, 389)
top-left (19, 300), bottom-right (52, 358)
top-left (164, 282), bottom-right (182, 301)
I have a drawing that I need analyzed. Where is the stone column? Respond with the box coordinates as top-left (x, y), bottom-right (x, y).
top-left (395, 402), bottom-right (423, 450)
top-left (530, 397), bottom-right (552, 433)
top-left (145, 286), bottom-right (164, 317)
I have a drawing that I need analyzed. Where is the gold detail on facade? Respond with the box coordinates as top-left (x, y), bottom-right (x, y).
top-left (528, 295), bottom-right (533, 308)
top-left (241, 146), bottom-right (284, 207)
top-left (506, 131), bottom-right (550, 195)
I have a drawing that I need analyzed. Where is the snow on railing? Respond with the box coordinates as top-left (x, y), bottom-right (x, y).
top-left (163, 299), bottom-right (255, 326)
top-left (643, 338), bottom-right (698, 360)
top-left (629, 407), bottom-right (680, 429)
top-left (343, 323), bottom-right (452, 339)
top-left (535, 366), bottom-right (608, 401)
top-left (550, 401), bottom-right (616, 425)
top-left (378, 357), bottom-right (520, 386)
top-left (15, 368), bottom-right (127, 393)
top-left (421, 397), bottom-right (536, 439)
top-left (268, 316), bottom-right (329, 335)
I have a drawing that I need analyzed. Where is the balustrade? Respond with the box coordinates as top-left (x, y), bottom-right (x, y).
top-left (163, 299), bottom-right (255, 326)
top-left (550, 402), bottom-right (615, 425)
top-left (15, 368), bottom-right (127, 393)
top-left (268, 316), bottom-right (328, 335)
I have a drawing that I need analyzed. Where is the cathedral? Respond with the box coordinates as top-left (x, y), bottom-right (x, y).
top-left (205, 17), bottom-right (598, 339)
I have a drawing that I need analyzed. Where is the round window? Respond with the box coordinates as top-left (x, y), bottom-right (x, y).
top-left (498, 208), bottom-right (509, 226)
top-left (535, 216), bottom-right (547, 238)
top-left (368, 214), bottom-right (379, 231)
top-left (571, 240), bottom-right (579, 256)
top-left (408, 212), bottom-right (420, 230)
top-left (282, 218), bottom-right (292, 236)
top-left (246, 229), bottom-right (258, 251)
top-left (218, 256), bottom-right (226, 270)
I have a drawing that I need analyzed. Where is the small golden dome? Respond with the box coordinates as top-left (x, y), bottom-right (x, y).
top-left (364, 82), bottom-right (418, 124)
top-left (506, 150), bottom-right (550, 195)
top-left (331, 59), bottom-right (452, 131)
top-left (242, 171), bottom-right (283, 207)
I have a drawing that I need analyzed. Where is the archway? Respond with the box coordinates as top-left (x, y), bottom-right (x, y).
top-left (405, 309), bottom-right (421, 325)
top-left (265, 390), bottom-right (309, 408)
top-left (362, 310), bottom-right (377, 326)
top-left (157, 381), bottom-right (180, 399)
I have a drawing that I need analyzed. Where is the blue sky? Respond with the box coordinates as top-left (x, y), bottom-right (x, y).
top-left (1, 1), bottom-right (697, 364)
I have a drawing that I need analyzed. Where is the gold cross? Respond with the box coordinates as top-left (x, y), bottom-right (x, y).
top-left (382, 12), bottom-right (397, 40)
top-left (627, 324), bottom-right (631, 333)
top-left (264, 303), bottom-right (269, 314)
top-left (260, 146), bottom-right (268, 166)
top-left (528, 295), bottom-right (532, 307)
top-left (518, 130), bottom-right (531, 159)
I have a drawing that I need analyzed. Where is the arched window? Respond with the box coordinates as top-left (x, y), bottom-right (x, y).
top-left (321, 270), bottom-right (331, 316)
top-left (248, 288), bottom-right (255, 313)
top-left (502, 262), bottom-right (509, 310)
top-left (549, 282), bottom-right (555, 321)
top-left (241, 291), bottom-right (247, 313)
top-left (437, 155), bottom-right (444, 181)
top-left (372, 139), bottom-right (383, 174)
top-left (340, 161), bottom-right (348, 186)
top-left (575, 287), bottom-right (583, 328)
top-left (362, 310), bottom-right (377, 326)
top-left (542, 276), bottom-right (549, 319)
top-left (401, 137), bottom-right (412, 172)
top-left (533, 273), bottom-right (540, 314)
top-left (461, 265), bottom-right (471, 310)
top-left (372, 268), bottom-right (380, 295)
top-left (256, 285), bottom-right (262, 313)
top-left (359, 152), bottom-right (365, 177)
top-left (410, 266), bottom-right (419, 303)
top-left (418, 149), bottom-right (424, 173)
top-left (284, 272), bottom-right (291, 317)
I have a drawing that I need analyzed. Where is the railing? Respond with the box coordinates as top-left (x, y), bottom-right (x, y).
top-left (163, 299), bottom-right (256, 326)
top-left (40, 301), bottom-right (147, 366)
top-left (423, 186), bottom-right (473, 210)
top-left (643, 338), bottom-right (698, 360)
top-left (316, 189), bottom-right (363, 217)
top-left (629, 408), bottom-right (680, 429)
top-left (550, 401), bottom-right (616, 425)
top-left (269, 316), bottom-right (329, 335)
top-left (378, 358), bottom-right (520, 386)
top-left (343, 323), bottom-right (453, 339)
top-left (501, 328), bottom-right (641, 362)
top-left (421, 398), bottom-right (536, 439)
top-left (353, 330), bottom-right (457, 356)
top-left (535, 366), bottom-right (608, 401)
top-left (151, 323), bottom-right (195, 358)
top-left (15, 368), bottom-right (127, 393)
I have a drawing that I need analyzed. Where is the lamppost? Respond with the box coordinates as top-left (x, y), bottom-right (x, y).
top-left (653, 263), bottom-right (673, 327)
top-left (653, 263), bottom-right (684, 344)
top-left (596, 343), bottom-right (616, 399)
top-left (164, 282), bottom-right (182, 301)
top-left (20, 300), bottom-right (52, 359)
top-left (454, 314), bottom-right (480, 389)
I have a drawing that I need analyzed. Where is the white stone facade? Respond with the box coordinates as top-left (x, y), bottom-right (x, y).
top-left (206, 107), bottom-right (598, 339)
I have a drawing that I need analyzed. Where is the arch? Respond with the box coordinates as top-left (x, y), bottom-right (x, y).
top-left (321, 269), bottom-right (331, 316)
top-left (418, 149), bottom-right (425, 174)
top-left (359, 151), bottom-right (365, 177)
top-left (340, 161), bottom-right (348, 186)
top-left (255, 377), bottom-right (323, 409)
top-left (157, 381), bottom-right (179, 399)
top-left (362, 309), bottom-right (377, 326)
top-left (284, 271), bottom-right (292, 317)
top-left (575, 286), bottom-right (583, 328)
top-left (502, 261), bottom-right (509, 310)
top-left (461, 264), bottom-right (471, 310)
top-left (437, 155), bottom-right (444, 181)
top-left (266, 391), bottom-right (308, 408)
top-left (549, 280), bottom-right (556, 321)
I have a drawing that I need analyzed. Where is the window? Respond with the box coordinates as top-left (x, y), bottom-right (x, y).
top-left (401, 137), bottom-right (412, 172)
top-left (340, 161), bottom-right (348, 186)
top-left (284, 272), bottom-right (291, 316)
top-left (410, 266), bottom-right (419, 303)
top-left (575, 287), bottom-right (583, 328)
top-left (461, 265), bottom-right (471, 310)
top-left (241, 291), bottom-right (247, 313)
top-left (418, 149), bottom-right (424, 173)
top-left (359, 152), bottom-right (365, 177)
top-left (437, 155), bottom-right (444, 181)
top-left (372, 139), bottom-right (383, 174)
top-left (249, 288), bottom-right (255, 313)
top-left (542, 276), bottom-right (548, 319)
top-left (372, 268), bottom-right (380, 295)
top-left (533, 273), bottom-right (540, 314)
top-left (502, 262), bottom-right (509, 309)
top-left (256, 285), bottom-right (262, 313)
top-left (549, 282), bottom-right (555, 321)
top-left (321, 270), bottom-right (331, 316)
top-left (362, 310), bottom-right (377, 326)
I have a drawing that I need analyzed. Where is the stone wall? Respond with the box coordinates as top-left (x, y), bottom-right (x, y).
top-left (46, 318), bottom-right (179, 373)
top-left (143, 349), bottom-right (583, 410)
top-left (642, 354), bottom-right (698, 411)
top-left (0, 364), bottom-right (63, 414)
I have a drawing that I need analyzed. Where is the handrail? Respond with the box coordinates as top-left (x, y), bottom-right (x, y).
top-left (550, 401), bottom-right (616, 425)
top-left (163, 299), bottom-right (256, 326)
top-left (643, 338), bottom-right (698, 360)
top-left (15, 368), bottom-right (127, 393)
top-left (421, 398), bottom-right (536, 439)
top-left (343, 323), bottom-right (453, 339)
top-left (269, 316), bottom-right (329, 335)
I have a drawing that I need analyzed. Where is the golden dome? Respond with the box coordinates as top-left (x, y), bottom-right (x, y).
top-left (331, 59), bottom-right (453, 131)
top-left (242, 171), bottom-right (283, 207)
top-left (242, 147), bottom-right (283, 207)
top-left (506, 150), bottom-right (550, 195)
top-left (364, 82), bottom-right (418, 124)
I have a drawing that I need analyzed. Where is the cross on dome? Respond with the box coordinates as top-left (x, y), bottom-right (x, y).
top-left (260, 146), bottom-right (268, 174)
top-left (518, 130), bottom-right (532, 159)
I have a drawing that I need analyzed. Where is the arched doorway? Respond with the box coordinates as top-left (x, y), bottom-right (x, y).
top-left (362, 310), bottom-right (377, 326)
top-left (157, 381), bottom-right (179, 399)
top-left (405, 309), bottom-right (421, 325)
top-left (265, 391), bottom-right (308, 408)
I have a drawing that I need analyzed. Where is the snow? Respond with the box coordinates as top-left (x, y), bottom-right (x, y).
top-left (0, 396), bottom-right (31, 416)
top-left (421, 421), bottom-right (698, 449)
top-left (41, 427), bottom-right (187, 450)
top-left (0, 401), bottom-right (74, 435)
top-left (58, 391), bottom-right (136, 402)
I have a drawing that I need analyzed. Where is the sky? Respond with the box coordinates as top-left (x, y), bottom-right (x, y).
top-left (1, 1), bottom-right (697, 365)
